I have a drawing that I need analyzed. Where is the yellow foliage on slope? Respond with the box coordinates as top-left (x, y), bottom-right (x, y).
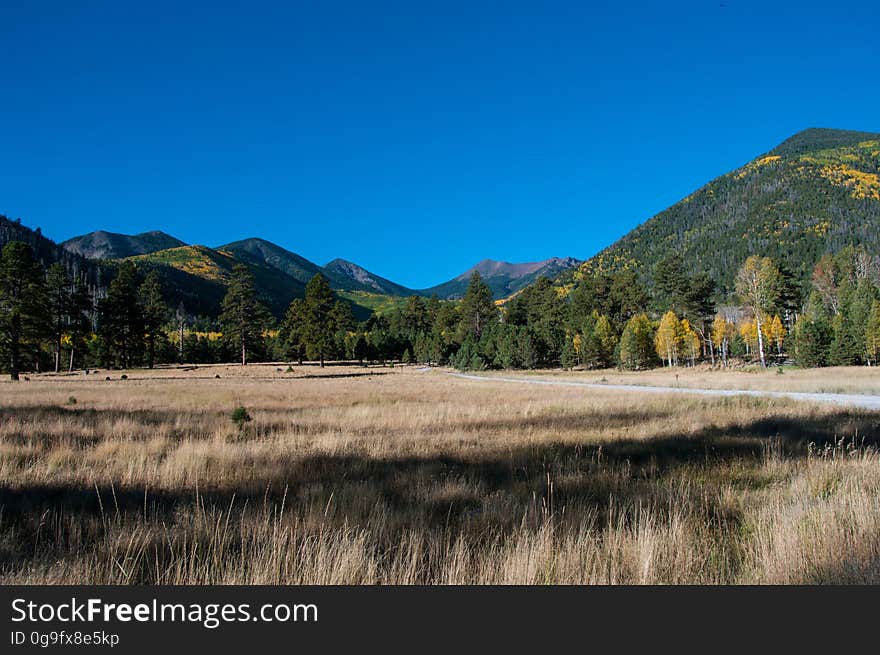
top-left (818, 164), bottom-right (880, 201)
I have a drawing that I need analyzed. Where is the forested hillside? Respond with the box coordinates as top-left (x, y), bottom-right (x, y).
top-left (570, 128), bottom-right (880, 293)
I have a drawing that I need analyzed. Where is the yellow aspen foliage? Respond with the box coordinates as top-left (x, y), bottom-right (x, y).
top-left (767, 315), bottom-right (786, 354)
top-left (739, 319), bottom-right (758, 354)
top-left (680, 319), bottom-right (701, 365)
top-left (655, 311), bottom-right (682, 367)
top-left (711, 314), bottom-right (736, 364)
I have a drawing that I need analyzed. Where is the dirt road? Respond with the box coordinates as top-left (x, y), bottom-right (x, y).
top-left (446, 372), bottom-right (880, 411)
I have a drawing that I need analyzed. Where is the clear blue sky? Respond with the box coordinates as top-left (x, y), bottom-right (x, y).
top-left (2, 1), bottom-right (878, 288)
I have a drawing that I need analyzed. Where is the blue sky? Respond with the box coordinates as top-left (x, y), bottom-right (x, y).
top-left (2, 1), bottom-right (878, 288)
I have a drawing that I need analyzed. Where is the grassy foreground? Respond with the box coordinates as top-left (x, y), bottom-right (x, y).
top-left (1, 364), bottom-right (879, 584)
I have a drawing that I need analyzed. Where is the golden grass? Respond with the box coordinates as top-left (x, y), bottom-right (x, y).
top-left (1, 364), bottom-right (879, 584)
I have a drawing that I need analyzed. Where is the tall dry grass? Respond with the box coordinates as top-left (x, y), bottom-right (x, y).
top-left (1, 364), bottom-right (879, 584)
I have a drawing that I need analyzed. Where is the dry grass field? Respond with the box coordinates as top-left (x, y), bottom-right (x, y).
top-left (2, 363), bottom-right (880, 584)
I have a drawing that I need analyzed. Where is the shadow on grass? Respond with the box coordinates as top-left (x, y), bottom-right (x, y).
top-left (2, 406), bottom-right (879, 572)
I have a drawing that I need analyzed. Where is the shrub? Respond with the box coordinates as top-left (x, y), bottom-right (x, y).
top-left (231, 406), bottom-right (252, 428)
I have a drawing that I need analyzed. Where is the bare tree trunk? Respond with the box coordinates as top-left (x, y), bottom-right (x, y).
top-left (756, 314), bottom-right (766, 367)
top-left (69, 347), bottom-right (75, 372)
top-left (241, 335), bottom-right (247, 366)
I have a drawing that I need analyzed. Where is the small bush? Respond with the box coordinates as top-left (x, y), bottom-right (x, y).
top-left (120, 374), bottom-right (128, 380)
top-left (286, 366), bottom-right (294, 373)
top-left (67, 396), bottom-right (77, 405)
top-left (231, 406), bottom-right (252, 428)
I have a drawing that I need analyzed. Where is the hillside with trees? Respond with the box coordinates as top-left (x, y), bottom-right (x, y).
top-left (568, 128), bottom-right (880, 293)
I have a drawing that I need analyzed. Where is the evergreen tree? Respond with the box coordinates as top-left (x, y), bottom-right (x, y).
top-left (45, 262), bottom-right (72, 373)
top-left (0, 242), bottom-right (49, 380)
top-left (138, 270), bottom-right (168, 369)
top-left (219, 264), bottom-right (272, 366)
top-left (865, 301), bottom-right (880, 366)
top-left (301, 273), bottom-right (336, 367)
top-left (329, 300), bottom-right (355, 359)
top-left (593, 314), bottom-right (617, 368)
top-left (653, 253), bottom-right (689, 313)
top-left (67, 276), bottom-right (93, 371)
top-left (829, 312), bottom-right (862, 366)
top-left (280, 298), bottom-right (307, 364)
top-left (561, 333), bottom-right (578, 370)
top-left (618, 314), bottom-right (655, 370)
top-left (792, 311), bottom-right (832, 367)
top-left (98, 262), bottom-right (144, 368)
top-left (457, 271), bottom-right (497, 343)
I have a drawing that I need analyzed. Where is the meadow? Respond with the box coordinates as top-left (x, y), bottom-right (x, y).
top-left (1, 363), bottom-right (879, 584)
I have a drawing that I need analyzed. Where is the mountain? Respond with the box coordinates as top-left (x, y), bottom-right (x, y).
top-left (217, 238), bottom-right (324, 285)
top-left (62, 230), bottom-right (186, 259)
top-left (569, 128), bottom-right (880, 293)
top-left (424, 257), bottom-right (582, 299)
top-left (128, 245), bottom-right (306, 317)
top-left (323, 258), bottom-right (416, 296)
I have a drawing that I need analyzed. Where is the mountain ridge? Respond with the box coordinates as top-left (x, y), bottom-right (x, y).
top-left (62, 229), bottom-right (185, 259)
top-left (422, 256), bottom-right (583, 299)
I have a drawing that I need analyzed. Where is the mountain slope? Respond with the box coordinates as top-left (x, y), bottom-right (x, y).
top-left (217, 238), bottom-right (325, 285)
top-left (424, 257), bottom-right (582, 299)
top-left (323, 258), bottom-right (416, 296)
top-left (573, 128), bottom-right (880, 292)
top-left (62, 230), bottom-right (185, 259)
top-left (128, 245), bottom-right (306, 316)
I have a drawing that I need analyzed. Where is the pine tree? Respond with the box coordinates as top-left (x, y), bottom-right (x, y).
top-left (829, 312), bottom-right (862, 366)
top-left (329, 300), bottom-right (355, 360)
top-left (457, 271), bottom-right (497, 343)
top-left (792, 313), bottom-right (831, 367)
top-left (593, 314), bottom-right (617, 368)
top-left (561, 333), bottom-right (578, 370)
top-left (301, 274), bottom-right (335, 367)
top-left (98, 262), bottom-right (144, 369)
top-left (138, 270), bottom-right (167, 369)
top-left (618, 314), bottom-right (655, 370)
top-left (280, 298), bottom-right (307, 364)
top-left (865, 301), bottom-right (880, 366)
top-left (653, 254), bottom-right (688, 313)
top-left (0, 242), bottom-right (49, 380)
top-left (67, 276), bottom-right (93, 371)
top-left (45, 262), bottom-right (72, 373)
top-left (220, 264), bottom-right (272, 366)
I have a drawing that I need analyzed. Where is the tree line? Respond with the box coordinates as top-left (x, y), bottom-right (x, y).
top-left (4, 238), bottom-right (880, 379)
